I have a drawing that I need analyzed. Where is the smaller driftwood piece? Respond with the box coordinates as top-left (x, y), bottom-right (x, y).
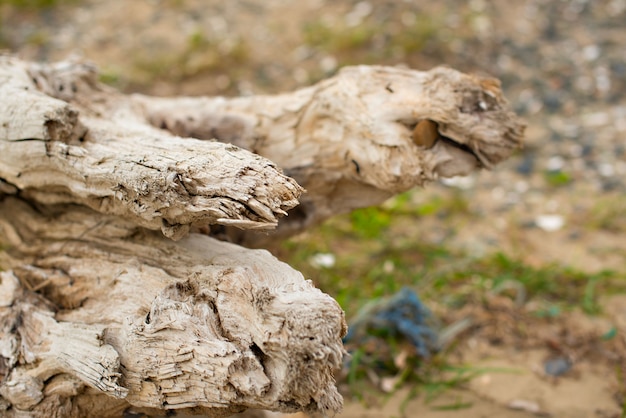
top-left (0, 55), bottom-right (524, 417)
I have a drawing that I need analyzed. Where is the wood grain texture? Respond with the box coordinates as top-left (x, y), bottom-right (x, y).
top-left (0, 197), bottom-right (346, 417)
top-left (136, 65), bottom-right (525, 242)
top-left (0, 56), bottom-right (524, 417)
top-left (0, 57), bottom-right (302, 240)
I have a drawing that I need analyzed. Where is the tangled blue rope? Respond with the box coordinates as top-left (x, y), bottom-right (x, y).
top-left (343, 287), bottom-right (438, 358)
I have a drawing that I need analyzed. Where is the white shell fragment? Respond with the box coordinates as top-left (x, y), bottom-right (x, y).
top-left (535, 214), bottom-right (565, 231)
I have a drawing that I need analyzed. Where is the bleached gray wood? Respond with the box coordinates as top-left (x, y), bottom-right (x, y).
top-left (0, 57), bottom-right (302, 240)
top-left (135, 65), bottom-right (525, 242)
top-left (0, 197), bottom-right (346, 417)
top-left (0, 56), bottom-right (523, 417)
top-left (0, 56), bottom-right (523, 243)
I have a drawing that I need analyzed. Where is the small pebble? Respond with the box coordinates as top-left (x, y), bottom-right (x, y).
top-left (546, 156), bottom-right (565, 171)
top-left (412, 119), bottom-right (439, 149)
top-left (508, 399), bottom-right (542, 413)
top-left (320, 55), bottom-right (338, 73)
top-left (516, 156), bottom-right (535, 175)
top-left (309, 253), bottom-right (336, 269)
top-left (544, 357), bottom-right (572, 376)
top-left (535, 214), bottom-right (565, 231)
top-left (582, 45), bottom-right (600, 61)
top-left (441, 175), bottom-right (475, 190)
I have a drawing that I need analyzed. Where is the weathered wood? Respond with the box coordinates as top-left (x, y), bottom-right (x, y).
top-left (0, 197), bottom-right (346, 417)
top-left (0, 57), bottom-right (303, 240)
top-left (0, 56), bottom-right (524, 417)
top-left (135, 65), bottom-right (525, 242)
top-left (1, 57), bottom-right (524, 244)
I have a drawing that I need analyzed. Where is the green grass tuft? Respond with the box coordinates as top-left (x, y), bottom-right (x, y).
top-left (543, 170), bottom-right (572, 187)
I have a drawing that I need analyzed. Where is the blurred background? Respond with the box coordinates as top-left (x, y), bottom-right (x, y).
top-left (2, 0), bottom-right (625, 416)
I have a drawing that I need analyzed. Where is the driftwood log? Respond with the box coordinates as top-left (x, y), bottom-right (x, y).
top-left (138, 64), bottom-right (524, 243)
top-left (0, 198), bottom-right (344, 417)
top-left (0, 56), bottom-right (524, 417)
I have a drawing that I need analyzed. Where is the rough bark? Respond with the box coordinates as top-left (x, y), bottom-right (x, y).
top-left (0, 57), bottom-right (303, 240)
top-left (135, 65), bottom-right (525, 242)
top-left (0, 197), bottom-right (346, 417)
top-left (0, 56), bottom-right (524, 417)
top-left (1, 56), bottom-right (524, 244)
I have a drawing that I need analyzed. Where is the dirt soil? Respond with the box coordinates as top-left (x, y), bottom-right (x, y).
top-left (2, 0), bottom-right (626, 417)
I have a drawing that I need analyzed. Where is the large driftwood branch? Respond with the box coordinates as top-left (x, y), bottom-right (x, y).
top-left (0, 57), bottom-right (302, 240)
top-left (0, 56), bottom-right (524, 417)
top-left (0, 197), bottom-right (346, 417)
top-left (135, 65), bottom-right (525, 242)
top-left (1, 57), bottom-right (523, 243)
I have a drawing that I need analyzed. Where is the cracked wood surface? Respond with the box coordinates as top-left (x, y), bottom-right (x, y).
top-left (0, 56), bottom-right (523, 417)
top-left (136, 65), bottom-right (525, 243)
top-left (0, 57), bottom-right (302, 240)
top-left (1, 56), bottom-right (523, 244)
top-left (0, 197), bottom-right (346, 417)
